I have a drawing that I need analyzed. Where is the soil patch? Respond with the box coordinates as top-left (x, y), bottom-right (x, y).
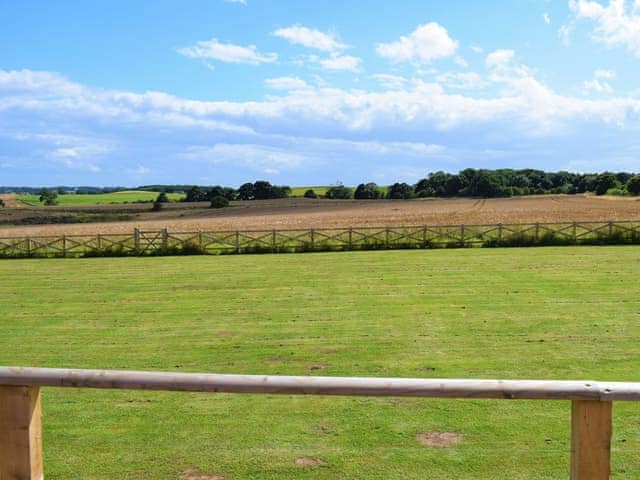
top-left (179, 467), bottom-right (224, 480)
top-left (295, 457), bottom-right (325, 467)
top-left (416, 431), bottom-right (463, 448)
top-left (308, 363), bottom-right (326, 371)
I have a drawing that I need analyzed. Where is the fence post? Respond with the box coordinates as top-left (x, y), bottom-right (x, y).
top-left (460, 224), bottom-right (465, 245)
top-left (26, 237), bottom-right (32, 257)
top-left (272, 229), bottom-right (277, 253)
top-left (535, 223), bottom-right (540, 242)
top-left (423, 226), bottom-right (427, 247)
top-left (385, 227), bottom-right (390, 248)
top-left (570, 400), bottom-right (612, 480)
top-left (62, 235), bottom-right (67, 258)
top-left (162, 228), bottom-right (169, 250)
top-left (573, 223), bottom-right (577, 243)
top-left (97, 234), bottom-right (102, 251)
top-left (608, 222), bottom-right (613, 238)
top-left (498, 224), bottom-right (503, 243)
top-left (0, 386), bottom-right (44, 480)
top-left (235, 231), bottom-right (240, 254)
top-left (134, 228), bottom-right (140, 252)
top-left (348, 227), bottom-right (353, 250)
top-left (310, 229), bottom-right (315, 251)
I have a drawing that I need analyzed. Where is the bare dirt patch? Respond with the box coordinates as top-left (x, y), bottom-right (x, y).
top-left (0, 195), bottom-right (638, 236)
top-left (295, 457), bottom-right (325, 467)
top-left (179, 467), bottom-right (224, 480)
top-left (416, 431), bottom-right (464, 448)
top-left (307, 363), bottom-right (326, 371)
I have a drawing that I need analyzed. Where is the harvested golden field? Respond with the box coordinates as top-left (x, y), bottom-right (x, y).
top-left (0, 193), bottom-right (21, 208)
top-left (1, 195), bottom-right (639, 237)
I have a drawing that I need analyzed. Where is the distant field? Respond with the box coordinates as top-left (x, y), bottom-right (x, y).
top-left (289, 186), bottom-right (331, 197)
top-left (1, 247), bottom-right (639, 479)
top-left (2, 194), bottom-right (638, 237)
top-left (19, 190), bottom-right (184, 206)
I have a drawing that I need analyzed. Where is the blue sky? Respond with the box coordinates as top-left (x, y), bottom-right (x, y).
top-left (1, 0), bottom-right (639, 186)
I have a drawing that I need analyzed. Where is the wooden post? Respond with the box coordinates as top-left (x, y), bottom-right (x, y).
top-left (0, 386), bottom-right (43, 480)
top-left (62, 235), bottom-right (67, 258)
top-left (162, 228), bottom-right (169, 250)
top-left (134, 228), bottom-right (140, 252)
top-left (310, 229), bottom-right (315, 251)
top-left (235, 231), bottom-right (240, 254)
top-left (570, 400), bottom-right (612, 480)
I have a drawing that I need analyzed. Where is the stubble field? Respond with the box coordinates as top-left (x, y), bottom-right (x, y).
top-left (1, 194), bottom-right (638, 237)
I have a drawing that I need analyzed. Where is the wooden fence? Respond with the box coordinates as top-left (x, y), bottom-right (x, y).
top-left (2, 366), bottom-right (639, 479)
top-left (1, 220), bottom-right (639, 258)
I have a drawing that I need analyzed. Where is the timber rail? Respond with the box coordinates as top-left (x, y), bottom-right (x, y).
top-left (2, 367), bottom-right (640, 479)
top-left (0, 219), bottom-right (639, 258)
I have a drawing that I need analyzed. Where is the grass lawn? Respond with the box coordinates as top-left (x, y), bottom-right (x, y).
top-left (19, 190), bottom-right (185, 206)
top-left (1, 247), bottom-right (639, 479)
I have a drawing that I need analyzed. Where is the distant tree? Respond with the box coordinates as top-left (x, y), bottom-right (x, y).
top-left (155, 192), bottom-right (169, 203)
top-left (0, 198), bottom-right (5, 208)
top-left (39, 188), bottom-right (58, 206)
top-left (354, 182), bottom-right (382, 199)
top-left (303, 189), bottom-right (318, 198)
top-left (592, 172), bottom-right (619, 195)
top-left (184, 186), bottom-right (207, 202)
top-left (387, 182), bottom-right (414, 199)
top-left (325, 185), bottom-right (353, 199)
top-left (627, 175), bottom-right (640, 196)
top-left (237, 182), bottom-right (255, 200)
top-left (210, 196), bottom-right (229, 208)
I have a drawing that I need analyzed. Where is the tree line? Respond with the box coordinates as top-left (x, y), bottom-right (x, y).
top-left (178, 170), bottom-right (640, 203)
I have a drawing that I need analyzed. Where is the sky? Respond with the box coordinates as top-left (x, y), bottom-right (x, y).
top-left (1, 0), bottom-right (639, 187)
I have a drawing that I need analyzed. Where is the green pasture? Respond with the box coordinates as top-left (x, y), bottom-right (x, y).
top-left (1, 247), bottom-right (639, 479)
top-left (19, 190), bottom-right (184, 206)
top-left (289, 186), bottom-right (331, 197)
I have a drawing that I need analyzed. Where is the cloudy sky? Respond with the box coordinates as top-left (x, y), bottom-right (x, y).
top-left (1, 0), bottom-right (639, 186)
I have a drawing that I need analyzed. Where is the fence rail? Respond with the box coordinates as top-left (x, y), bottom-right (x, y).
top-left (1, 220), bottom-right (639, 258)
top-left (2, 367), bottom-right (638, 479)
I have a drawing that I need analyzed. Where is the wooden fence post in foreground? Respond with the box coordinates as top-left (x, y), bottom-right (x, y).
top-left (570, 400), bottom-right (612, 480)
top-left (0, 386), bottom-right (43, 480)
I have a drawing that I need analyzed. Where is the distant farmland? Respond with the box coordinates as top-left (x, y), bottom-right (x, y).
top-left (1, 247), bottom-right (639, 478)
top-left (1, 194), bottom-right (638, 237)
top-left (18, 190), bottom-right (184, 206)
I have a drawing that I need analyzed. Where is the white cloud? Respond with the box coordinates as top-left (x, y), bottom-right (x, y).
top-left (558, 23), bottom-right (574, 46)
top-left (544, 12), bottom-right (552, 24)
top-left (595, 68), bottom-right (616, 79)
top-left (376, 23), bottom-right (458, 63)
top-left (570, 0), bottom-right (640, 57)
top-left (317, 54), bottom-right (362, 72)
top-left (485, 49), bottom-right (515, 68)
top-left (177, 38), bottom-right (277, 64)
top-left (127, 165), bottom-right (151, 175)
top-left (372, 74), bottom-right (408, 89)
top-left (272, 25), bottom-right (346, 52)
top-left (265, 76), bottom-right (309, 90)
top-left (454, 56), bottom-right (468, 67)
top-left (436, 72), bottom-right (488, 90)
top-left (224, 0), bottom-right (246, 4)
top-left (584, 69), bottom-right (616, 93)
top-left (181, 144), bottom-right (308, 174)
top-left (470, 45), bottom-right (484, 54)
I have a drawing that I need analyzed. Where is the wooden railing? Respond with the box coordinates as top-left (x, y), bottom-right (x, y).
top-left (1, 367), bottom-right (639, 479)
top-left (0, 220), bottom-right (639, 258)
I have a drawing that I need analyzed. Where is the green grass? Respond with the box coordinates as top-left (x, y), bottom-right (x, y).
top-left (1, 247), bottom-right (639, 479)
top-left (289, 186), bottom-right (331, 197)
top-left (19, 190), bottom-right (185, 206)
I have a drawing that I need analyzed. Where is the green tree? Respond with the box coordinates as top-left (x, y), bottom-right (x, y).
top-left (184, 186), bottom-right (207, 202)
top-left (387, 182), bottom-right (414, 199)
top-left (39, 188), bottom-right (58, 206)
top-left (627, 175), bottom-right (640, 196)
top-left (155, 192), bottom-right (169, 203)
top-left (592, 172), bottom-right (619, 195)
top-left (325, 185), bottom-right (353, 199)
top-left (354, 182), bottom-right (382, 199)
top-left (303, 189), bottom-right (317, 198)
top-left (210, 196), bottom-right (229, 208)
